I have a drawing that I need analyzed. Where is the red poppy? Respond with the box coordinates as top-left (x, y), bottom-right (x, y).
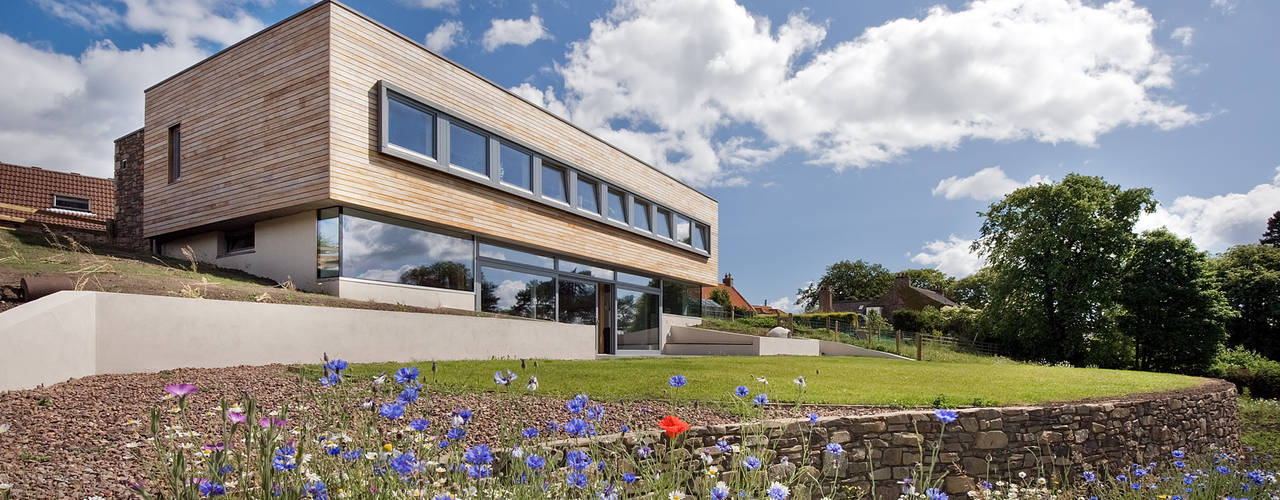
top-left (658, 415), bottom-right (690, 438)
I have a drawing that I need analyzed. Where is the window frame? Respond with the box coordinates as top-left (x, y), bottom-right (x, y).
top-left (539, 162), bottom-right (571, 206)
top-left (497, 140), bottom-right (533, 192)
top-left (51, 194), bottom-right (92, 213)
top-left (222, 225), bottom-right (255, 256)
top-left (167, 124), bottom-right (181, 183)
top-left (446, 121), bottom-right (490, 179)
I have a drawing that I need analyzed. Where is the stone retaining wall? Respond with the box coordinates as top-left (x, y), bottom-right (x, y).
top-left (561, 380), bottom-right (1239, 499)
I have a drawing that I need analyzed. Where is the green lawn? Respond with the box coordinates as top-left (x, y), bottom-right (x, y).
top-left (333, 356), bottom-right (1204, 407)
top-left (1241, 397), bottom-right (1280, 466)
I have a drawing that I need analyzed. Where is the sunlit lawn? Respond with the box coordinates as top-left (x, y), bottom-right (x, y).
top-left (332, 356), bottom-right (1204, 408)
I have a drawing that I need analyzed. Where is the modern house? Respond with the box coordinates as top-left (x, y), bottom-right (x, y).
top-left (117, 0), bottom-right (716, 355)
top-left (0, 162), bottom-right (115, 244)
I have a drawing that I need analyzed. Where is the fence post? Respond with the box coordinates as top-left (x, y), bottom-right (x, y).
top-left (915, 332), bottom-right (923, 361)
top-left (895, 330), bottom-right (901, 354)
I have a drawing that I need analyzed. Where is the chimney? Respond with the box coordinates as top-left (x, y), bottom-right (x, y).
top-left (723, 273), bottom-right (734, 288)
top-left (818, 285), bottom-right (833, 312)
top-left (894, 272), bottom-right (911, 289)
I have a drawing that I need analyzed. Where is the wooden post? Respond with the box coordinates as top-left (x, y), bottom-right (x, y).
top-left (895, 330), bottom-right (902, 354)
top-left (915, 332), bottom-right (923, 361)
top-left (826, 317), bottom-right (831, 332)
top-left (834, 321), bottom-right (840, 342)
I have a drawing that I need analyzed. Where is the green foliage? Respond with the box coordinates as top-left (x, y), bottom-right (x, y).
top-left (899, 268), bottom-right (956, 297)
top-left (951, 268), bottom-right (995, 309)
top-left (975, 173), bottom-right (1156, 364)
top-left (1213, 244), bottom-right (1280, 359)
top-left (708, 287), bottom-right (732, 310)
top-left (795, 259), bottom-right (893, 309)
top-left (938, 306), bottom-right (980, 338)
top-left (1119, 229), bottom-right (1234, 374)
top-left (1210, 346), bottom-right (1280, 398)
top-left (792, 312), bottom-right (859, 325)
top-left (1262, 210), bottom-right (1280, 247)
top-left (891, 309), bottom-right (928, 333)
top-left (1240, 397), bottom-right (1280, 468)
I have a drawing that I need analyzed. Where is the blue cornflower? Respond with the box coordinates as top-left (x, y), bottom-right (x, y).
top-left (1175, 461), bottom-right (1186, 468)
top-left (319, 372), bottom-right (341, 387)
top-left (636, 445), bottom-right (652, 458)
top-left (272, 446), bottom-right (297, 471)
top-left (622, 472), bottom-right (637, 483)
top-left (754, 393), bottom-right (769, 405)
top-left (217, 465), bottom-right (233, 476)
top-left (979, 481), bottom-right (993, 490)
top-left (743, 456), bottom-right (762, 471)
top-left (452, 409), bottom-right (473, 426)
top-left (465, 464), bottom-right (491, 479)
top-left (566, 395), bottom-right (588, 414)
top-left (1116, 474), bottom-right (1128, 482)
top-left (199, 479), bottom-right (226, 497)
top-left (522, 427), bottom-right (539, 438)
top-left (464, 444), bottom-right (495, 464)
top-left (324, 359), bottom-right (348, 372)
top-left (826, 443), bottom-right (843, 455)
top-left (735, 385), bottom-right (749, 397)
top-left (1173, 450), bottom-right (1186, 458)
top-left (586, 405), bottom-right (604, 421)
top-left (525, 454), bottom-right (546, 469)
top-left (620, 424), bottom-right (630, 433)
top-left (398, 385), bottom-right (419, 403)
top-left (669, 374), bottom-right (688, 388)
top-left (389, 452), bottom-right (418, 476)
top-left (1218, 466), bottom-right (1231, 475)
top-left (564, 418), bottom-right (591, 437)
top-left (1135, 468), bottom-right (1148, 478)
top-left (768, 482), bottom-right (790, 499)
top-left (711, 484), bottom-right (730, 500)
top-left (446, 427), bottom-right (466, 440)
top-left (716, 439), bottom-right (732, 452)
top-left (546, 420), bottom-right (560, 433)
top-left (566, 471), bottom-right (588, 488)
top-left (925, 488), bottom-right (948, 500)
top-left (380, 402), bottom-right (405, 420)
top-left (1083, 471), bottom-right (1096, 483)
top-left (934, 409), bottom-right (958, 423)
top-left (305, 481), bottom-right (328, 500)
top-left (394, 366), bottom-right (420, 384)
top-left (410, 418), bottom-right (430, 432)
top-left (493, 370), bottom-right (518, 386)
top-left (808, 413), bottom-right (818, 424)
top-left (439, 440), bottom-right (450, 449)
top-left (341, 449), bottom-right (361, 461)
top-left (566, 450), bottom-right (593, 471)
top-left (324, 442), bottom-right (341, 455)
top-left (1130, 483), bottom-right (1141, 491)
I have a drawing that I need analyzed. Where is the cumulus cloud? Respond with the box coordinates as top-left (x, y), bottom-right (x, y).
top-left (481, 15), bottom-right (550, 51)
top-left (766, 296), bottom-right (805, 314)
top-left (1135, 166), bottom-right (1280, 252)
top-left (932, 166), bottom-right (1050, 201)
top-left (911, 235), bottom-right (984, 278)
top-left (424, 20), bottom-right (465, 53)
top-left (1171, 26), bottom-right (1194, 47)
top-left (1, 1), bottom-right (265, 177)
top-left (1212, 0), bottom-right (1236, 14)
top-left (527, 0), bottom-right (1199, 187)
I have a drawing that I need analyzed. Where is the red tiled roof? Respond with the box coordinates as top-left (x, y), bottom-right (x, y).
top-left (0, 162), bottom-right (114, 231)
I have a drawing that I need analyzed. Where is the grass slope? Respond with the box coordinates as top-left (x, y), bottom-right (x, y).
top-left (337, 356), bottom-right (1203, 407)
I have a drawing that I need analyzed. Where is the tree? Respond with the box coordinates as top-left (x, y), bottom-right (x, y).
top-left (796, 259), bottom-right (893, 309)
top-left (1118, 229), bottom-right (1234, 374)
top-left (1213, 244), bottom-right (1280, 359)
top-left (899, 268), bottom-right (955, 297)
top-left (974, 174), bottom-right (1156, 364)
top-left (709, 287), bottom-right (732, 310)
top-left (951, 268), bottom-right (996, 308)
top-left (1262, 211), bottom-right (1280, 247)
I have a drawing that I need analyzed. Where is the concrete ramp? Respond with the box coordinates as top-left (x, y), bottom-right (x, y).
top-left (664, 326), bottom-right (911, 359)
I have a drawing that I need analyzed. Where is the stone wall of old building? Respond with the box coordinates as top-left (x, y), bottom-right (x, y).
top-left (546, 380), bottom-right (1239, 499)
top-left (112, 128), bottom-right (147, 252)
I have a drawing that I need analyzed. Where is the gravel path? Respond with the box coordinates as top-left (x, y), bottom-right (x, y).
top-left (0, 365), bottom-right (898, 499)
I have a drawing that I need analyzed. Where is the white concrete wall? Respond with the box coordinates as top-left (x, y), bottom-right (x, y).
top-left (160, 211), bottom-right (323, 292)
top-left (0, 291), bottom-right (596, 391)
top-left (661, 313), bottom-right (703, 352)
top-left (335, 277), bottom-right (476, 310)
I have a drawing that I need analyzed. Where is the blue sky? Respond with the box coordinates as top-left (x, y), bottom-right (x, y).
top-left (1, 0), bottom-right (1276, 312)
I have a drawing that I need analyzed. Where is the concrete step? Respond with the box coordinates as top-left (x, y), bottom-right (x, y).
top-left (666, 326), bottom-right (757, 345)
top-left (662, 343), bottom-right (759, 356)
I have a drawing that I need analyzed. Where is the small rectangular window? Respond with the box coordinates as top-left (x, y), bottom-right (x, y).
top-left (558, 259), bottom-right (614, 280)
top-left (449, 123), bottom-right (488, 176)
top-left (675, 214), bottom-right (692, 246)
top-left (633, 199), bottom-right (651, 232)
top-left (499, 142), bottom-right (531, 190)
top-left (655, 208), bottom-right (673, 239)
top-left (577, 178), bottom-right (600, 214)
top-left (478, 242), bottom-right (554, 268)
top-left (693, 223), bottom-right (710, 252)
top-left (542, 164), bottom-right (568, 203)
top-left (606, 188), bottom-right (626, 223)
top-left (224, 226), bottom-right (255, 254)
top-left (388, 94), bottom-right (435, 158)
top-left (168, 124), bottom-right (181, 182)
top-left (51, 195), bottom-right (91, 213)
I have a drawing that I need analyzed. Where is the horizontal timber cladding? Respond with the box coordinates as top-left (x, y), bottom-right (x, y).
top-left (140, 4), bottom-right (333, 238)
top-left (325, 3), bottom-right (717, 285)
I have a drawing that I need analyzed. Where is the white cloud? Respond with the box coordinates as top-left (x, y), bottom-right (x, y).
top-left (481, 15), bottom-right (550, 52)
top-left (1135, 166), bottom-right (1280, 252)
top-left (532, 0), bottom-right (1199, 187)
top-left (1171, 26), bottom-right (1194, 47)
top-left (0, 1), bottom-right (263, 177)
top-left (911, 235), bottom-right (984, 278)
top-left (932, 166), bottom-right (1050, 201)
top-left (424, 20), bottom-right (465, 53)
top-left (395, 0), bottom-right (458, 11)
top-left (1212, 0), bottom-right (1236, 14)
top-left (766, 296), bottom-right (804, 314)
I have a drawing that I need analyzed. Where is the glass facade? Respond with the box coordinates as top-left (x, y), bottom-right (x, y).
top-left (558, 259), bottom-right (614, 280)
top-left (340, 210), bottom-right (473, 291)
top-left (558, 279), bottom-right (597, 325)
top-left (616, 289), bottom-right (660, 350)
top-left (387, 95), bottom-right (433, 158)
top-left (480, 266), bottom-right (555, 320)
top-left (449, 123), bottom-right (488, 175)
top-left (662, 280), bottom-right (703, 317)
top-left (478, 242), bottom-right (553, 269)
top-left (499, 143), bottom-right (531, 190)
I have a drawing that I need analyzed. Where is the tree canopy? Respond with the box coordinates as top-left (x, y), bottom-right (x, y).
top-left (796, 259), bottom-right (894, 309)
top-left (1213, 244), bottom-right (1280, 359)
top-left (1262, 211), bottom-right (1280, 247)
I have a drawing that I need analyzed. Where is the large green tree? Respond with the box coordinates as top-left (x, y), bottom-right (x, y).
top-left (1262, 211), bottom-right (1280, 247)
top-left (951, 267), bottom-right (996, 308)
top-left (1118, 230), bottom-right (1234, 374)
top-left (796, 259), bottom-right (894, 309)
top-left (974, 174), bottom-right (1155, 364)
top-left (1214, 244), bottom-right (1280, 359)
top-left (899, 268), bottom-right (956, 296)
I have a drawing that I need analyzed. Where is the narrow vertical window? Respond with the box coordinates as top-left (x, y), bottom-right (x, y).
top-left (577, 178), bottom-right (600, 214)
top-left (168, 124), bottom-right (181, 182)
top-left (387, 94), bottom-right (434, 158)
top-left (541, 164), bottom-right (568, 203)
top-left (693, 223), bottom-right (709, 252)
top-left (317, 208), bottom-right (340, 279)
top-left (606, 188), bottom-right (626, 223)
top-left (675, 215), bottom-right (691, 246)
top-left (449, 123), bottom-right (488, 176)
top-left (655, 208), bottom-right (673, 239)
top-left (633, 199), bottom-right (651, 232)
top-left (499, 142), bottom-right (532, 190)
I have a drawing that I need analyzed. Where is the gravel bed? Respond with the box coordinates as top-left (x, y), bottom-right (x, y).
top-left (0, 365), bottom-right (897, 498)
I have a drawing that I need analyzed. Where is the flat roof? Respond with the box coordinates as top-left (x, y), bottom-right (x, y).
top-left (144, 0), bottom-right (716, 203)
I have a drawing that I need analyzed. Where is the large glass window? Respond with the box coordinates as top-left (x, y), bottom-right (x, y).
top-left (606, 188), bottom-right (626, 223)
top-left (558, 259), bottom-right (613, 280)
top-left (692, 223), bottom-right (709, 252)
top-left (340, 211), bottom-right (473, 291)
top-left (633, 200), bottom-right (651, 232)
top-left (478, 242), bottom-right (553, 269)
top-left (674, 215), bottom-right (692, 246)
top-left (617, 289), bottom-right (660, 350)
top-left (499, 143), bottom-right (531, 190)
top-left (317, 209), bottom-right (340, 279)
top-left (480, 266), bottom-right (555, 321)
top-left (558, 279), bottom-right (597, 325)
top-left (388, 95), bottom-right (434, 158)
top-left (449, 123), bottom-right (488, 176)
top-left (617, 272), bottom-right (658, 288)
top-left (662, 281), bottom-right (703, 317)
top-left (577, 178), bottom-right (600, 214)
top-left (655, 208), bottom-right (673, 239)
top-left (542, 164), bottom-right (568, 204)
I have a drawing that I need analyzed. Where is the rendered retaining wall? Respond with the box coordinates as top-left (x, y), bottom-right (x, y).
top-left (0, 291), bottom-right (595, 391)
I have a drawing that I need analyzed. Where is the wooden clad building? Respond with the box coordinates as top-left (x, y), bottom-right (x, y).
top-left (128, 0), bottom-right (717, 354)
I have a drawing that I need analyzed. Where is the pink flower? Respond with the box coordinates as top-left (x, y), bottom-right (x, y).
top-left (259, 417), bottom-right (288, 428)
top-left (202, 443), bottom-right (225, 452)
top-left (164, 384), bottom-right (198, 398)
top-left (226, 412), bottom-right (247, 424)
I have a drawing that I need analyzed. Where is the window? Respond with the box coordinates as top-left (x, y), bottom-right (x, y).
top-left (480, 266), bottom-right (555, 321)
top-left (51, 195), bottom-right (91, 213)
top-left (577, 178), bottom-right (600, 214)
top-left (499, 142), bottom-right (531, 190)
top-left (633, 199), bottom-right (651, 232)
top-left (692, 223), bottom-right (709, 252)
top-left (557, 259), bottom-right (614, 280)
top-left (449, 123), bottom-right (488, 176)
top-left (478, 242), bottom-right (553, 269)
top-left (655, 208), bottom-right (673, 239)
top-left (541, 164), bottom-right (568, 204)
top-left (558, 279), bottom-right (597, 325)
top-left (674, 215), bottom-right (692, 246)
top-left (606, 188), bottom-right (626, 223)
top-left (662, 281), bottom-right (703, 317)
top-left (617, 271), bottom-right (658, 288)
top-left (224, 226), bottom-right (255, 254)
top-left (317, 208), bottom-right (339, 279)
top-left (168, 124), bottom-right (181, 182)
top-left (340, 210), bottom-right (474, 291)
top-left (617, 289), bottom-right (660, 350)
top-left (387, 94), bottom-right (434, 158)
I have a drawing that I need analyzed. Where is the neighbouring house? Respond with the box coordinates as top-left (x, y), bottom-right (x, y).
top-left (118, 0), bottom-right (717, 355)
top-left (700, 273), bottom-right (785, 316)
top-left (0, 162), bottom-right (116, 245)
top-left (818, 273), bottom-right (957, 319)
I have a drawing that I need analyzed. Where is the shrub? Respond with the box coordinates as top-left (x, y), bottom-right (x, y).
top-left (938, 306), bottom-right (979, 338)
top-left (892, 309), bottom-right (928, 332)
top-left (793, 312), bottom-right (859, 325)
top-left (1209, 346), bottom-right (1280, 398)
